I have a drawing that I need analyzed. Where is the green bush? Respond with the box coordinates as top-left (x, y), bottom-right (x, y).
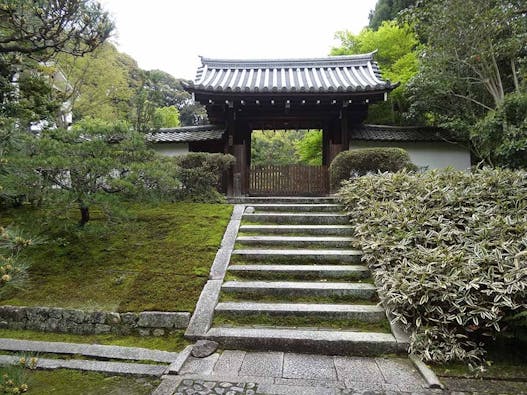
top-left (175, 153), bottom-right (235, 202)
top-left (338, 168), bottom-right (527, 363)
top-left (329, 148), bottom-right (417, 191)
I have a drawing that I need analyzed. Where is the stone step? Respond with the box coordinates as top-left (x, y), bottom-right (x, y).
top-left (236, 235), bottom-right (354, 248)
top-left (205, 327), bottom-right (401, 356)
top-left (228, 197), bottom-right (338, 204)
top-left (221, 281), bottom-right (377, 299)
top-left (246, 204), bottom-right (343, 213)
top-left (227, 264), bottom-right (370, 279)
top-left (239, 224), bottom-right (354, 236)
top-left (232, 249), bottom-right (362, 263)
top-left (215, 302), bottom-right (386, 322)
top-left (244, 212), bottom-right (349, 225)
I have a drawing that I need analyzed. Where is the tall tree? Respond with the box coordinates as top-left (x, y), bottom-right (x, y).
top-left (405, 0), bottom-right (527, 147)
top-left (368, 0), bottom-right (417, 30)
top-left (332, 21), bottom-right (419, 124)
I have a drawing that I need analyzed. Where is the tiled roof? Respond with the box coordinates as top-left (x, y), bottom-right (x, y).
top-left (147, 125), bottom-right (224, 143)
top-left (352, 125), bottom-right (462, 142)
top-left (189, 53), bottom-right (394, 93)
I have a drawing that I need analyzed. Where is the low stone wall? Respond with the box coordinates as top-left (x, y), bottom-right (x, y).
top-left (0, 305), bottom-right (190, 336)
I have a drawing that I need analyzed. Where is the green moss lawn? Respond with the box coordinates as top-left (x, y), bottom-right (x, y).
top-left (0, 203), bottom-right (232, 312)
top-left (24, 369), bottom-right (159, 394)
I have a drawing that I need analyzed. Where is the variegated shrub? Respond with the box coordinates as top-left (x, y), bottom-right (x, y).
top-left (338, 168), bottom-right (527, 363)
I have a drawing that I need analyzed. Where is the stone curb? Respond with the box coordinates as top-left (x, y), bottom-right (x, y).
top-left (185, 204), bottom-right (244, 338)
top-left (0, 338), bottom-right (179, 363)
top-left (164, 344), bottom-right (193, 375)
top-left (151, 376), bottom-right (183, 395)
top-left (409, 354), bottom-right (445, 390)
top-left (0, 354), bottom-right (166, 376)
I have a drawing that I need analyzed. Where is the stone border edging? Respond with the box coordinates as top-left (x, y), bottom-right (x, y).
top-left (0, 338), bottom-right (179, 363)
top-left (164, 344), bottom-right (193, 375)
top-left (0, 354), bottom-right (166, 377)
top-left (0, 305), bottom-right (190, 336)
top-left (409, 354), bottom-right (445, 389)
top-left (185, 205), bottom-right (244, 338)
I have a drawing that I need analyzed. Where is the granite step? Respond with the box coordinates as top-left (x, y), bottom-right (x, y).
top-left (231, 249), bottom-right (362, 263)
top-left (235, 235), bottom-right (354, 248)
top-left (215, 302), bottom-right (386, 322)
top-left (227, 264), bottom-right (370, 279)
top-left (221, 281), bottom-right (377, 299)
top-left (243, 212), bottom-right (349, 225)
top-left (245, 204), bottom-right (343, 213)
top-left (205, 327), bottom-right (401, 356)
top-left (239, 224), bottom-right (354, 236)
top-left (228, 196), bottom-right (338, 204)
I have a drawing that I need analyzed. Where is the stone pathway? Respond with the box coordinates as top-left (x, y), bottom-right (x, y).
top-left (153, 350), bottom-right (435, 395)
top-left (186, 197), bottom-right (407, 355)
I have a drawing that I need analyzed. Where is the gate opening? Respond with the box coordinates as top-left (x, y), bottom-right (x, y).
top-left (249, 130), bottom-right (328, 196)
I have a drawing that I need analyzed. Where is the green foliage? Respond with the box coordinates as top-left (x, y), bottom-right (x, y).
top-left (472, 92), bottom-right (527, 168)
top-left (294, 130), bottom-right (322, 165)
top-left (153, 106), bottom-right (180, 129)
top-left (368, 0), bottom-right (417, 30)
top-left (329, 148), bottom-right (416, 190)
top-left (338, 168), bottom-right (527, 363)
top-left (0, 226), bottom-right (31, 296)
top-left (57, 43), bottom-right (135, 122)
top-left (331, 21), bottom-right (419, 124)
top-left (175, 153), bottom-right (235, 202)
top-left (31, 118), bottom-right (154, 225)
top-left (405, 0), bottom-right (527, 148)
top-left (251, 130), bottom-right (322, 166)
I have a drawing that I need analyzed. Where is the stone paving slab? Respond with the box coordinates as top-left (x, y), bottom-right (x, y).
top-left (238, 224), bottom-right (354, 235)
top-left (375, 357), bottom-right (425, 388)
top-left (334, 356), bottom-right (384, 383)
top-left (246, 204), bottom-right (343, 212)
top-left (242, 212), bottom-right (349, 225)
top-left (238, 352), bottom-right (284, 377)
top-left (282, 353), bottom-right (337, 381)
top-left (231, 249), bottom-right (362, 263)
top-left (213, 350), bottom-right (246, 375)
top-left (221, 281), bottom-right (376, 299)
top-left (228, 264), bottom-right (370, 279)
top-left (0, 338), bottom-right (179, 363)
top-left (215, 302), bottom-right (385, 321)
top-left (0, 354), bottom-right (166, 376)
top-left (179, 353), bottom-right (220, 375)
top-left (206, 328), bottom-right (398, 356)
top-left (235, 235), bottom-right (354, 248)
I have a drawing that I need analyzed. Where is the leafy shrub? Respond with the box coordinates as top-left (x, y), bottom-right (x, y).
top-left (329, 148), bottom-right (417, 191)
top-left (0, 226), bottom-right (33, 296)
top-left (472, 92), bottom-right (527, 169)
top-left (175, 152), bottom-right (235, 202)
top-left (338, 168), bottom-right (527, 363)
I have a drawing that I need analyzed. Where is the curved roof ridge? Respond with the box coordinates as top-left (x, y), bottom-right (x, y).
top-left (199, 52), bottom-right (377, 68)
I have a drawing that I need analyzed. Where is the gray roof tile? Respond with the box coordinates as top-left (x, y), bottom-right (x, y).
top-left (148, 125), bottom-right (224, 143)
top-left (351, 124), bottom-right (463, 142)
top-left (190, 53), bottom-right (394, 94)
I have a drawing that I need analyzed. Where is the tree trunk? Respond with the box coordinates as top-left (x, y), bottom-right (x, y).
top-left (79, 206), bottom-right (90, 227)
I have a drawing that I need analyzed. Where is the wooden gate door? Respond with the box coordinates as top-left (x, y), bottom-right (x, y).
top-left (249, 165), bottom-right (329, 196)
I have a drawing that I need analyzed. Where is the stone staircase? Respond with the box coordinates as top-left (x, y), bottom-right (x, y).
top-left (187, 197), bottom-right (407, 356)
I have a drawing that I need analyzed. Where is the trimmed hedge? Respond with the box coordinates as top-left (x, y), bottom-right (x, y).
top-left (329, 147), bottom-right (417, 191)
top-left (338, 168), bottom-right (527, 363)
top-left (175, 152), bottom-right (235, 202)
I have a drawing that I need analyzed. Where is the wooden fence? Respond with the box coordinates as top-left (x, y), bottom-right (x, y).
top-left (249, 165), bottom-right (329, 196)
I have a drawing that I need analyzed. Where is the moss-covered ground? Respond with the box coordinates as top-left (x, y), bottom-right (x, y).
top-left (0, 329), bottom-right (189, 352)
top-left (25, 369), bottom-right (159, 394)
top-left (0, 203), bottom-right (232, 312)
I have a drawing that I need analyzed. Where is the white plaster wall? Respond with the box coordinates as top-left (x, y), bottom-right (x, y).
top-left (349, 141), bottom-right (471, 171)
top-left (153, 143), bottom-right (189, 157)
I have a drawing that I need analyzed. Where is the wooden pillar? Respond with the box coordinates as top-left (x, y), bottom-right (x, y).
top-left (341, 108), bottom-right (350, 151)
top-left (328, 119), bottom-right (343, 165)
top-left (225, 107), bottom-right (236, 196)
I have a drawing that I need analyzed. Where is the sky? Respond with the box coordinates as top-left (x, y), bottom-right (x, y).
top-left (99, 0), bottom-right (378, 80)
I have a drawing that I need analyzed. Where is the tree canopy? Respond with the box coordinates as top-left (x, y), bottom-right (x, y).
top-left (368, 0), bottom-right (417, 30)
top-left (331, 21), bottom-right (419, 124)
